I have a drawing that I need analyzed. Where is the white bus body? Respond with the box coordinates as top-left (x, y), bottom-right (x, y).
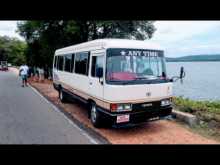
top-left (53, 39), bottom-right (172, 127)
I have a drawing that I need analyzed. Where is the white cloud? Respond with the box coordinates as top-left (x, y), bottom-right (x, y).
top-left (150, 21), bottom-right (220, 57)
top-left (151, 21), bottom-right (220, 43)
top-left (0, 21), bottom-right (24, 40)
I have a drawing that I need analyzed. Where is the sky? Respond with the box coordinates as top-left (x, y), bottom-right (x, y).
top-left (0, 21), bottom-right (220, 57)
top-left (0, 21), bottom-right (23, 40)
top-left (150, 21), bottom-right (220, 57)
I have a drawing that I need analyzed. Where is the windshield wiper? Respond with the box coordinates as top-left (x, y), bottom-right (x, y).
top-left (108, 79), bottom-right (136, 85)
top-left (135, 77), bottom-right (150, 80)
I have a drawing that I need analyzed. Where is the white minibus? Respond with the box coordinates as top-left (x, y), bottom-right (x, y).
top-left (53, 39), bottom-right (173, 127)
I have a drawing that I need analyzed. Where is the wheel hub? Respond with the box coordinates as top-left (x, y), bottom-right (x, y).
top-left (60, 91), bottom-right (63, 100)
top-left (91, 106), bottom-right (96, 123)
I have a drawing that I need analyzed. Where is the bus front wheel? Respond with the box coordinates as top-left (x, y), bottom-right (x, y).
top-left (90, 103), bottom-right (102, 128)
top-left (59, 88), bottom-right (67, 103)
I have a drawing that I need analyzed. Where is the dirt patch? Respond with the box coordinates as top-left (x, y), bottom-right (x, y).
top-left (28, 79), bottom-right (219, 144)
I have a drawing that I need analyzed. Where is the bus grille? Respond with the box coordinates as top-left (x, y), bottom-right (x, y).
top-left (132, 101), bottom-right (161, 112)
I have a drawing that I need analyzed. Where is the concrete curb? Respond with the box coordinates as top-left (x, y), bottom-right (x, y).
top-left (172, 110), bottom-right (199, 127)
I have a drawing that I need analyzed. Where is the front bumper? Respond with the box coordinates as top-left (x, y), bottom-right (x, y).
top-left (97, 105), bottom-right (172, 127)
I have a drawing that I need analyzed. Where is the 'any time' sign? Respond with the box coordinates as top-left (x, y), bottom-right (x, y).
top-left (120, 50), bottom-right (159, 57)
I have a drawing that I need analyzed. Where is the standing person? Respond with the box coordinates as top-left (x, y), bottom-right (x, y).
top-left (36, 67), bottom-right (40, 81)
top-left (33, 66), bottom-right (37, 81)
top-left (19, 64), bottom-right (29, 87)
top-left (39, 68), bottom-right (44, 82)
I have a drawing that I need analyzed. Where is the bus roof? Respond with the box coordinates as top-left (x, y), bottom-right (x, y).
top-left (55, 39), bottom-right (162, 55)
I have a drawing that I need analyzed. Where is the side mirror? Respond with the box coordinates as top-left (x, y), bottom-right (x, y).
top-left (96, 67), bottom-right (103, 85)
top-left (96, 67), bottom-right (103, 78)
top-left (180, 66), bottom-right (185, 79)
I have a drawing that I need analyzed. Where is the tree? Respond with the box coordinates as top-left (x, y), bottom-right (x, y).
top-left (17, 20), bottom-right (156, 76)
top-left (0, 35), bottom-right (26, 66)
top-left (85, 21), bottom-right (155, 40)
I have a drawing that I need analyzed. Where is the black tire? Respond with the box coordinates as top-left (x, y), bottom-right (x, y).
top-left (90, 103), bottom-right (102, 128)
top-left (59, 88), bottom-right (67, 103)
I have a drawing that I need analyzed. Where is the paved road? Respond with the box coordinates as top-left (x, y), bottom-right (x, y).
top-left (0, 70), bottom-right (95, 144)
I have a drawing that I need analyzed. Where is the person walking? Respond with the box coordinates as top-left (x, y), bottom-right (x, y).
top-left (38, 67), bottom-right (44, 82)
top-left (19, 64), bottom-right (29, 87)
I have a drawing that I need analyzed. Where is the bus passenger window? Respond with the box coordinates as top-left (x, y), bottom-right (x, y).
top-left (64, 54), bottom-right (72, 72)
top-left (54, 56), bottom-right (57, 69)
top-left (91, 56), bottom-right (103, 78)
top-left (75, 52), bottom-right (89, 75)
top-left (71, 54), bottom-right (75, 72)
top-left (58, 56), bottom-right (64, 71)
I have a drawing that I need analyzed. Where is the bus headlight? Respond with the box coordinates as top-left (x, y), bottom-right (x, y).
top-left (161, 99), bottom-right (171, 106)
top-left (110, 103), bottom-right (132, 112)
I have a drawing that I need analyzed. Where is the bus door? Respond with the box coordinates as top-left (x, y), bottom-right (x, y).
top-left (89, 51), bottom-right (105, 103)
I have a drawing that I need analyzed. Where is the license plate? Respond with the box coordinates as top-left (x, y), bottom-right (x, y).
top-left (116, 115), bottom-right (130, 123)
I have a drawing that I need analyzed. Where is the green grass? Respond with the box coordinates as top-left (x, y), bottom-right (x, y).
top-left (173, 97), bottom-right (220, 123)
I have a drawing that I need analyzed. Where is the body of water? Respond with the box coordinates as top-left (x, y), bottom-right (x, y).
top-left (166, 62), bottom-right (220, 101)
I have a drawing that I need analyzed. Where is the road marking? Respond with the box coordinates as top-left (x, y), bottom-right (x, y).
top-left (29, 85), bottom-right (98, 144)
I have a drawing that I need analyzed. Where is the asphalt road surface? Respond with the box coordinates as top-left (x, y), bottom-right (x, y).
top-left (0, 70), bottom-right (96, 144)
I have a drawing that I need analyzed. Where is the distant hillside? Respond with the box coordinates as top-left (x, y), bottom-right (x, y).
top-left (166, 54), bottom-right (220, 62)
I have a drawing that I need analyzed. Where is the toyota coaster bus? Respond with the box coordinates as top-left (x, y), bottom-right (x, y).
top-left (53, 39), bottom-right (173, 128)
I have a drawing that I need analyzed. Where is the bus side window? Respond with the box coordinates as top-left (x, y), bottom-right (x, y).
top-left (75, 52), bottom-right (89, 76)
top-left (56, 56), bottom-right (58, 69)
top-left (64, 54), bottom-right (72, 72)
top-left (91, 56), bottom-right (97, 77)
top-left (58, 56), bottom-right (64, 71)
top-left (54, 56), bottom-right (57, 69)
top-left (91, 56), bottom-right (103, 78)
top-left (72, 53), bottom-right (75, 73)
top-left (55, 56), bottom-right (60, 70)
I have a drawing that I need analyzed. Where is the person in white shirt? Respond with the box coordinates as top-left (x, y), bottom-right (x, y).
top-left (19, 64), bottom-right (29, 87)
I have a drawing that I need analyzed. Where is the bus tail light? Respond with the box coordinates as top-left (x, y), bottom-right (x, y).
top-left (110, 103), bottom-right (118, 112)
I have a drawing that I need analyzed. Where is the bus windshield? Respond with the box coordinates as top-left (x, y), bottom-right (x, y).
top-left (106, 49), bottom-right (167, 83)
